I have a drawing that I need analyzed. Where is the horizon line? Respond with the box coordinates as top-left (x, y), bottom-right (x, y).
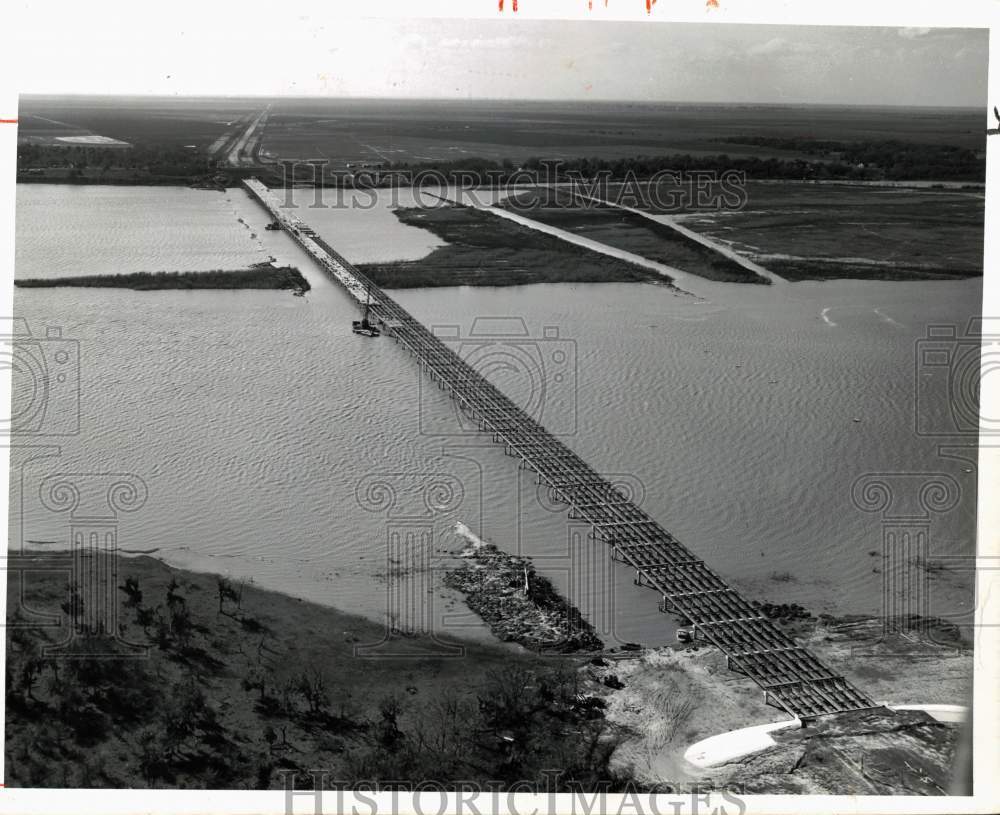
top-left (16, 92), bottom-right (984, 111)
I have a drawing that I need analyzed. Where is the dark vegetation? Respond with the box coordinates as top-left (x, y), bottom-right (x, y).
top-left (275, 145), bottom-right (986, 189)
top-left (762, 257), bottom-right (979, 282)
top-left (16, 144), bottom-right (233, 186)
top-left (15, 265), bottom-right (309, 293)
top-left (5, 555), bottom-right (628, 789)
top-left (356, 203), bottom-right (669, 289)
top-left (499, 189), bottom-right (767, 284)
top-left (376, 141), bottom-right (984, 186)
top-left (18, 143), bottom-right (985, 190)
top-left (710, 136), bottom-right (985, 181)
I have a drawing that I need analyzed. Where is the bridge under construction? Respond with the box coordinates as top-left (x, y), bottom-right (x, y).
top-left (243, 178), bottom-right (881, 722)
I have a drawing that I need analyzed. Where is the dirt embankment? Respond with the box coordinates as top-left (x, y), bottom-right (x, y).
top-left (591, 613), bottom-right (971, 795)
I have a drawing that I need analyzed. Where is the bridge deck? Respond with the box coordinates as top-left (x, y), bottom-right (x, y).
top-left (243, 179), bottom-right (880, 721)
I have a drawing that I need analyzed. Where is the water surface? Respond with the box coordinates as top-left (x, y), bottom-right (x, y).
top-left (11, 184), bottom-right (980, 647)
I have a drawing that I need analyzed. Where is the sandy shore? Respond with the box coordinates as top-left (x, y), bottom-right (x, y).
top-left (593, 614), bottom-right (971, 791)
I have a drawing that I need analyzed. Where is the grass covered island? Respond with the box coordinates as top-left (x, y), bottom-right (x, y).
top-left (15, 264), bottom-right (310, 293)
top-left (497, 188), bottom-right (768, 285)
top-left (355, 203), bottom-right (675, 289)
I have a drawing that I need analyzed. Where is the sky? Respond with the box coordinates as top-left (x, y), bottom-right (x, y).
top-left (9, 11), bottom-right (989, 107)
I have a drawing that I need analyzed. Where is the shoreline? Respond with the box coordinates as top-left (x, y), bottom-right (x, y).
top-left (15, 181), bottom-right (981, 287)
top-left (4, 552), bottom-right (620, 789)
top-left (15, 264), bottom-right (310, 293)
top-left (5, 550), bottom-right (970, 791)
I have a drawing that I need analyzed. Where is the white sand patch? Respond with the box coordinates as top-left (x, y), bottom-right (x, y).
top-left (55, 135), bottom-right (131, 147)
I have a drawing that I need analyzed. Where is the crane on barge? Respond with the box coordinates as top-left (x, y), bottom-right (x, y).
top-left (352, 288), bottom-right (380, 337)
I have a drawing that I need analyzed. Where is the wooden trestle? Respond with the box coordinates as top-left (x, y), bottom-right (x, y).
top-left (243, 178), bottom-right (880, 720)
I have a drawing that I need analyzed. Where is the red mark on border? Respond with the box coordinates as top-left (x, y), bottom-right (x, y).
top-left (499, 0), bottom-right (650, 12)
top-left (706, 0), bottom-right (719, 7)
top-left (0, 119), bottom-right (18, 124)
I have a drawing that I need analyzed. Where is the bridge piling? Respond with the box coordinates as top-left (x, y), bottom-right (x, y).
top-left (242, 177), bottom-right (882, 722)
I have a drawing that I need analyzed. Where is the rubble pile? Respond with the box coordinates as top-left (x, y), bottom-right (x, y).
top-left (444, 541), bottom-right (603, 653)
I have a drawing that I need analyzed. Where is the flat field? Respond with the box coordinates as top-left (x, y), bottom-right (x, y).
top-left (258, 99), bottom-right (984, 167)
top-left (676, 182), bottom-right (985, 280)
top-left (18, 96), bottom-right (261, 149)
top-left (18, 95), bottom-right (985, 175)
top-left (493, 181), bottom-right (983, 281)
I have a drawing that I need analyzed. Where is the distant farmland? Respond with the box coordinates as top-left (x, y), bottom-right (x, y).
top-left (18, 95), bottom-right (985, 171)
top-left (650, 181), bottom-right (985, 281)
top-left (256, 99), bottom-right (986, 168)
top-left (18, 95), bottom-right (262, 150)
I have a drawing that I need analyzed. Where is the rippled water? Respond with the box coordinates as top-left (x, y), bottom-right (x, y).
top-left (10, 184), bottom-right (981, 647)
